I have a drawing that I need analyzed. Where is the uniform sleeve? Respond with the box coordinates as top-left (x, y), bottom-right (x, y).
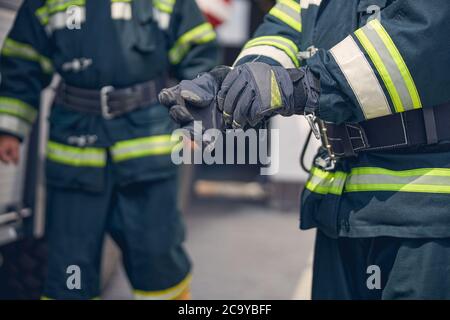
top-left (234, 0), bottom-right (302, 68)
top-left (166, 0), bottom-right (219, 80)
top-left (0, 0), bottom-right (53, 140)
top-left (307, 0), bottom-right (450, 124)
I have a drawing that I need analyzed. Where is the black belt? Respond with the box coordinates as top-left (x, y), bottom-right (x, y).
top-left (55, 79), bottom-right (165, 119)
top-left (316, 103), bottom-right (450, 161)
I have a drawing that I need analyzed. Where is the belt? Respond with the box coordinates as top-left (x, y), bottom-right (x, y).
top-left (55, 79), bottom-right (166, 119)
top-left (309, 103), bottom-right (450, 169)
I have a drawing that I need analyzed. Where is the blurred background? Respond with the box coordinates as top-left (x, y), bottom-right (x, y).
top-left (0, 0), bottom-right (319, 300)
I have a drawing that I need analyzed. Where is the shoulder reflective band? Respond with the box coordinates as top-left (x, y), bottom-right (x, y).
top-left (36, 0), bottom-right (86, 34)
top-left (305, 166), bottom-right (347, 195)
top-left (169, 22), bottom-right (216, 65)
top-left (153, 0), bottom-right (176, 14)
top-left (111, 0), bottom-right (132, 20)
top-left (134, 274), bottom-right (192, 300)
top-left (47, 141), bottom-right (107, 167)
top-left (300, 0), bottom-right (322, 9)
top-left (0, 114), bottom-right (31, 138)
top-left (345, 167), bottom-right (450, 194)
top-left (269, 0), bottom-right (302, 32)
top-left (241, 36), bottom-right (300, 68)
top-left (330, 36), bottom-right (391, 119)
top-left (0, 97), bottom-right (37, 124)
top-left (111, 135), bottom-right (177, 163)
top-left (354, 19), bottom-right (422, 114)
top-left (1, 38), bottom-right (53, 74)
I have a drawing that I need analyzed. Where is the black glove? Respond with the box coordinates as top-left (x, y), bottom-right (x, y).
top-left (159, 66), bottom-right (231, 134)
top-left (217, 62), bottom-right (320, 129)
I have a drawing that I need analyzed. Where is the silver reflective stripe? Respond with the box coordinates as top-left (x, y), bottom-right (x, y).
top-left (330, 36), bottom-right (391, 119)
top-left (46, 8), bottom-right (86, 34)
top-left (153, 8), bottom-right (170, 30)
top-left (111, 2), bottom-right (132, 20)
top-left (359, 23), bottom-right (414, 112)
top-left (346, 168), bottom-right (450, 193)
top-left (300, 0), bottom-right (322, 9)
top-left (234, 45), bottom-right (296, 68)
top-left (270, 0), bottom-right (302, 32)
top-left (0, 114), bottom-right (31, 138)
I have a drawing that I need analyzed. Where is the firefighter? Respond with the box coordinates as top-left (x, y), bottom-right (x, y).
top-left (0, 0), bottom-right (218, 300)
top-left (160, 0), bottom-right (450, 299)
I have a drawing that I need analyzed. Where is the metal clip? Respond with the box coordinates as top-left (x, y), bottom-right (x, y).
top-left (305, 112), bottom-right (321, 140)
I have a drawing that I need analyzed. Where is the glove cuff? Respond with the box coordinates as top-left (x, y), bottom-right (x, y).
top-left (287, 67), bottom-right (320, 115)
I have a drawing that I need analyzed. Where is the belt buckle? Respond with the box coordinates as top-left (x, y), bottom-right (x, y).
top-left (100, 86), bottom-right (114, 119)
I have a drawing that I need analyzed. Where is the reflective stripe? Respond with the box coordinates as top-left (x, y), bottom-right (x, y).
top-left (153, 7), bottom-right (171, 30)
top-left (0, 97), bottom-right (37, 123)
top-left (47, 141), bottom-right (106, 167)
top-left (111, 135), bottom-right (176, 162)
top-left (134, 274), bottom-right (192, 300)
top-left (300, 0), bottom-right (322, 9)
top-left (169, 23), bottom-right (216, 65)
top-left (234, 45), bottom-right (296, 68)
top-left (305, 167), bottom-right (347, 195)
top-left (154, 0), bottom-right (176, 14)
top-left (1, 38), bottom-right (53, 74)
top-left (243, 36), bottom-right (300, 68)
top-left (269, 0), bottom-right (302, 32)
top-left (270, 70), bottom-right (282, 109)
top-left (0, 114), bottom-right (31, 138)
top-left (111, 1), bottom-right (132, 20)
top-left (367, 20), bottom-right (421, 110)
top-left (36, 0), bottom-right (85, 25)
top-left (346, 167), bottom-right (450, 194)
top-left (330, 36), bottom-right (391, 119)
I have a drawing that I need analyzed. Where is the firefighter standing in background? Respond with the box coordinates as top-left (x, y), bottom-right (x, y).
top-left (161, 0), bottom-right (450, 299)
top-left (0, 0), bottom-right (218, 300)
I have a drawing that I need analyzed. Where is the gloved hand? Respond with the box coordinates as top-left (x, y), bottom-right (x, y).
top-left (217, 62), bottom-right (320, 129)
top-left (159, 66), bottom-right (231, 132)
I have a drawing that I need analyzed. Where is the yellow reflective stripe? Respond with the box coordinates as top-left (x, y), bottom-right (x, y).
top-left (1, 38), bottom-right (53, 74)
top-left (269, 0), bottom-right (302, 32)
top-left (111, 135), bottom-right (176, 162)
top-left (154, 0), bottom-right (176, 13)
top-left (270, 70), bottom-right (282, 109)
top-left (169, 23), bottom-right (216, 65)
top-left (47, 141), bottom-right (106, 167)
top-left (369, 20), bottom-right (422, 110)
top-left (355, 28), bottom-right (403, 113)
top-left (0, 97), bottom-right (37, 123)
top-left (134, 274), bottom-right (192, 300)
top-left (305, 167), bottom-right (347, 195)
top-left (330, 36), bottom-right (391, 119)
top-left (244, 36), bottom-right (300, 68)
top-left (36, 0), bottom-right (85, 25)
top-left (346, 167), bottom-right (450, 194)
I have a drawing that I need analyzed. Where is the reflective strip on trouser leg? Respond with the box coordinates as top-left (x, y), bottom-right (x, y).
top-left (47, 141), bottom-right (107, 167)
top-left (111, 135), bottom-right (177, 162)
top-left (269, 0), bottom-right (302, 32)
top-left (345, 167), bottom-right (450, 194)
top-left (306, 167), bottom-right (347, 195)
top-left (134, 274), bottom-right (192, 300)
